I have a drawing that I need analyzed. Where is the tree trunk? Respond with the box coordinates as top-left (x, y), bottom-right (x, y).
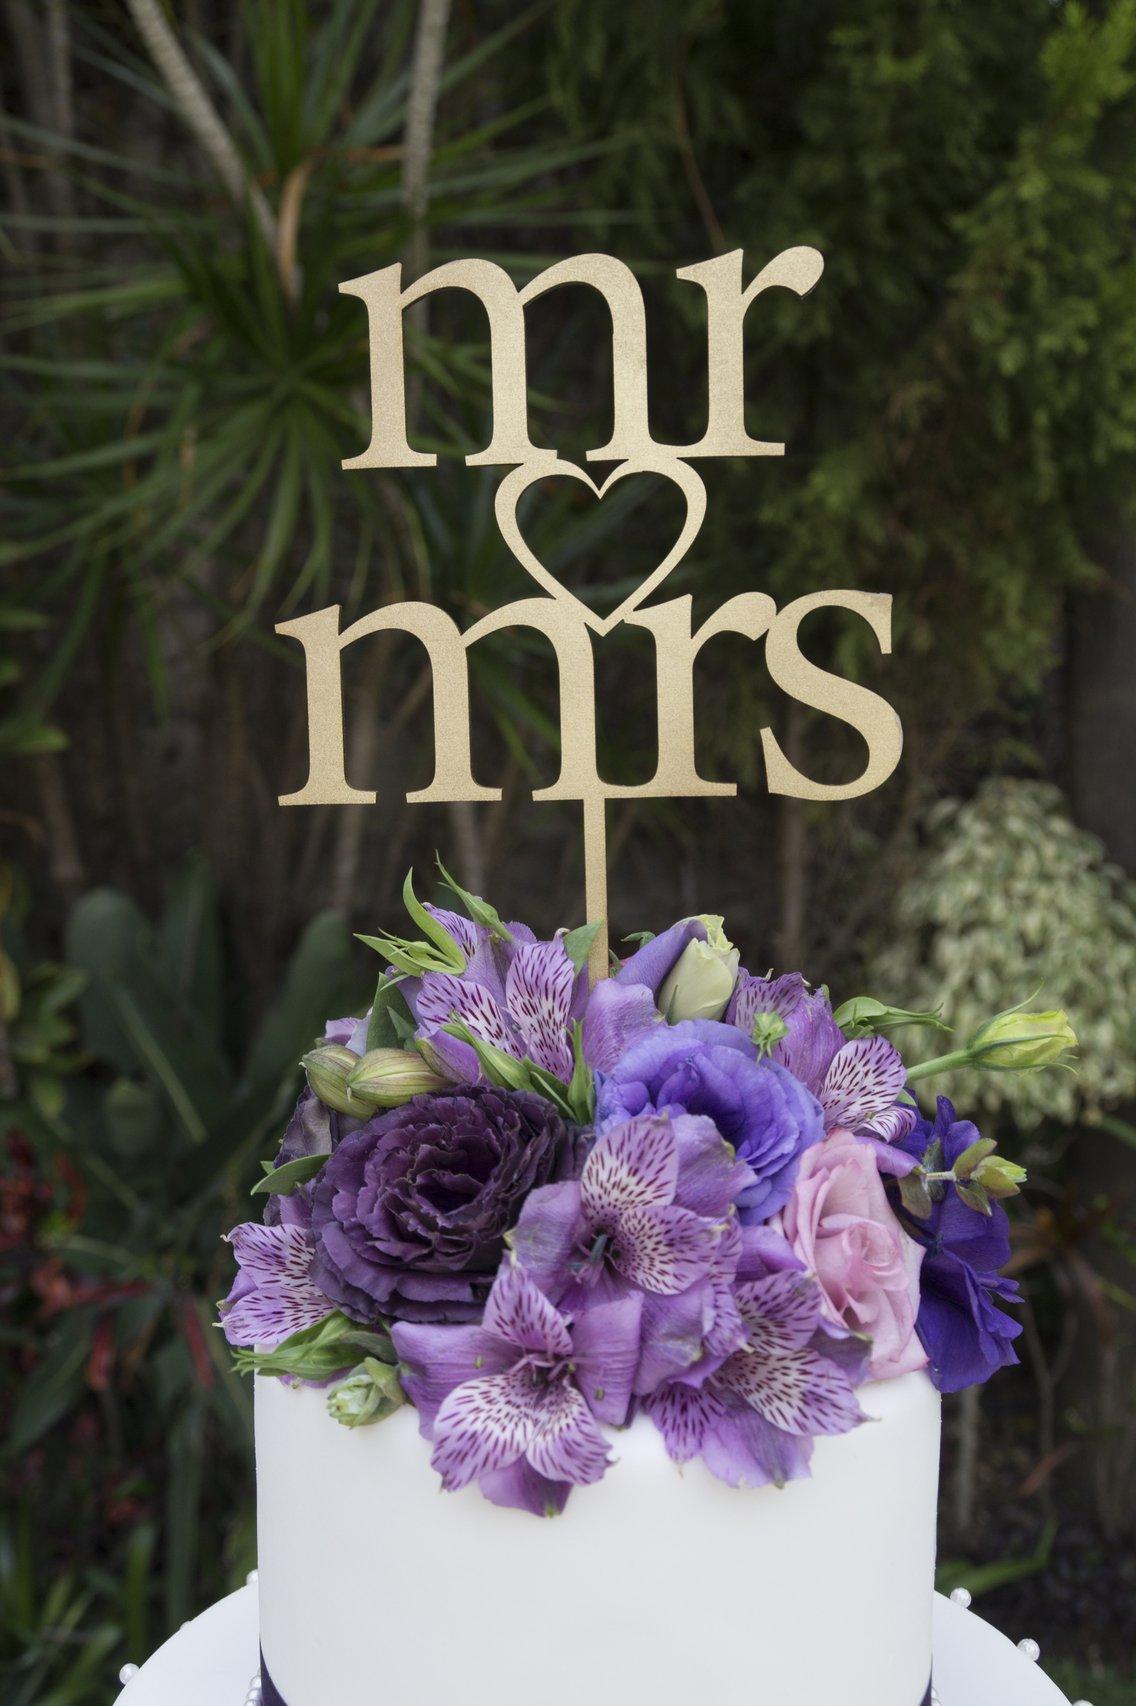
top-left (1066, 543), bottom-right (1136, 1534)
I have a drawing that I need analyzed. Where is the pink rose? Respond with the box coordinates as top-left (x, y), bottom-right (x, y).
top-left (781, 1130), bottom-right (926, 1380)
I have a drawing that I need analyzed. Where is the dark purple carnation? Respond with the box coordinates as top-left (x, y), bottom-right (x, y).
top-left (310, 1087), bottom-right (574, 1324)
top-left (894, 1097), bottom-right (1023, 1392)
top-left (594, 1020), bottom-right (824, 1223)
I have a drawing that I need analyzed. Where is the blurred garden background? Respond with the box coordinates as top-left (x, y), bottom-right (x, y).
top-left (3, 1), bottom-right (1136, 1700)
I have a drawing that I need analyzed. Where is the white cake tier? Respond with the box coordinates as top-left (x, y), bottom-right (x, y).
top-left (256, 1368), bottom-right (941, 1706)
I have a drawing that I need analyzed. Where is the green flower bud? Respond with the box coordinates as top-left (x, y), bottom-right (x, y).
top-left (966, 1008), bottom-right (1077, 1072)
top-left (326, 1357), bottom-right (406, 1429)
top-left (658, 917), bottom-right (740, 1023)
top-left (346, 1047), bottom-right (446, 1111)
top-left (972, 1154), bottom-right (1028, 1200)
top-left (750, 1011), bottom-right (790, 1057)
top-left (301, 1044), bottom-right (361, 1115)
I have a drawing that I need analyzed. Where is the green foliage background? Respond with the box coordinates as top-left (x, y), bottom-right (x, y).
top-left (2, 1), bottom-right (1135, 1698)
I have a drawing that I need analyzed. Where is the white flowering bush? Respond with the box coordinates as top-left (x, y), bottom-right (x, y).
top-left (873, 780), bottom-right (1136, 1127)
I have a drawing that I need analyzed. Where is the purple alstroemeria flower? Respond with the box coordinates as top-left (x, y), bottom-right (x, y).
top-left (510, 1113), bottom-right (752, 1393)
top-left (219, 1223), bottom-right (335, 1348)
top-left (409, 926), bottom-right (584, 1083)
top-left (729, 973), bottom-right (915, 1142)
top-left (893, 1098), bottom-right (1022, 1393)
top-left (406, 913), bottom-right (664, 1085)
top-left (392, 1260), bottom-right (642, 1516)
top-left (594, 1020), bottom-right (824, 1224)
top-left (644, 1227), bottom-right (869, 1489)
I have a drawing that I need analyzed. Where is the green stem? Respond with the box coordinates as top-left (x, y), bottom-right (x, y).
top-left (905, 1048), bottom-right (973, 1084)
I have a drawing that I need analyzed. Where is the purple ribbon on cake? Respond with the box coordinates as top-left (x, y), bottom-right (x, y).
top-left (260, 1653), bottom-right (932, 1706)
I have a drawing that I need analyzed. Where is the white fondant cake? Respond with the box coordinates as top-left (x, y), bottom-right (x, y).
top-left (256, 1369), bottom-right (941, 1706)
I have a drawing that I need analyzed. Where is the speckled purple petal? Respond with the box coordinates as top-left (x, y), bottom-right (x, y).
top-left (727, 972), bottom-right (809, 1039)
top-left (414, 972), bottom-right (521, 1058)
top-left (646, 1380), bottom-right (724, 1463)
top-left (430, 1366), bottom-right (540, 1489)
top-left (819, 1034), bottom-right (907, 1133)
top-left (525, 1381), bottom-right (611, 1485)
top-left (220, 1224), bottom-right (334, 1349)
top-left (735, 1270), bottom-right (821, 1356)
top-left (582, 1116), bottom-right (678, 1218)
top-left (505, 937), bottom-right (576, 1079)
top-left (483, 1262), bottom-right (573, 1359)
top-left (611, 1203), bottom-right (717, 1295)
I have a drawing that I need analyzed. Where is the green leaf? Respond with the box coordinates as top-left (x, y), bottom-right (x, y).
top-left (250, 1152), bottom-right (328, 1197)
top-left (562, 921), bottom-right (602, 972)
top-left (567, 1020), bottom-right (595, 1123)
top-left (365, 973), bottom-right (414, 1051)
top-left (243, 910), bottom-right (355, 1092)
top-left (3, 1319), bottom-right (91, 1462)
top-left (435, 854), bottom-right (514, 942)
top-left (956, 1180), bottom-right (994, 1217)
top-left (953, 1137), bottom-right (998, 1180)
top-left (441, 1018), bottom-right (532, 1090)
top-left (526, 1064), bottom-right (576, 1119)
top-left (401, 868), bottom-right (469, 965)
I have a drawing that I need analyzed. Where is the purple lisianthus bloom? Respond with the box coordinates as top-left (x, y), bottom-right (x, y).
top-left (614, 918), bottom-right (708, 996)
top-left (219, 1223), bottom-right (335, 1348)
top-left (393, 1260), bottom-right (642, 1516)
top-left (310, 1087), bottom-right (573, 1325)
top-left (510, 1113), bottom-right (752, 1393)
top-left (595, 1020), bottom-right (823, 1224)
top-left (893, 1097), bottom-right (1022, 1393)
top-left (644, 1227), bottom-right (869, 1488)
top-left (729, 973), bottom-right (915, 1142)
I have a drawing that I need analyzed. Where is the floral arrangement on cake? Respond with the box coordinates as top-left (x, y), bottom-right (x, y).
top-left (220, 867), bottom-right (1075, 1518)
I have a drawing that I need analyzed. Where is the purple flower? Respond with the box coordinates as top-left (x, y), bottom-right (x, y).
top-left (510, 1114), bottom-right (752, 1392)
top-left (408, 927), bottom-right (587, 1083)
top-left (614, 918), bottom-right (708, 996)
top-left (262, 1089), bottom-right (339, 1232)
top-left (894, 1098), bottom-right (1022, 1392)
top-left (219, 1223), bottom-right (335, 1348)
top-left (392, 1261), bottom-right (642, 1515)
top-left (309, 1088), bottom-right (573, 1325)
top-left (409, 918), bottom-right (664, 1085)
top-left (594, 1020), bottom-right (824, 1223)
top-left (644, 1229), bottom-right (869, 1488)
top-left (729, 974), bottom-right (915, 1141)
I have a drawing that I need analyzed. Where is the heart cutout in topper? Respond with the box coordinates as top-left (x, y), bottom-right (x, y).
top-left (494, 456), bottom-right (708, 636)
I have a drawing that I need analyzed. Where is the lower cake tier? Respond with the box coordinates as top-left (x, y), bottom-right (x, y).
top-left (255, 1368), bottom-right (941, 1706)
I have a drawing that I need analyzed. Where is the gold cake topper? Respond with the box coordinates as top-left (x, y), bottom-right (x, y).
top-left (277, 249), bottom-right (902, 982)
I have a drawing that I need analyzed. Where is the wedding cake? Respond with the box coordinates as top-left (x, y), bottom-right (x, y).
top-left (220, 893), bottom-right (1054, 1706)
